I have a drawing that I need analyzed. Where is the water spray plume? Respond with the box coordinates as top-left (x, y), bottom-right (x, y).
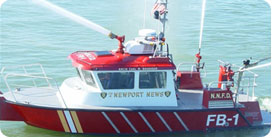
top-left (0, 0), bottom-right (7, 8)
top-left (241, 63), bottom-right (271, 72)
top-left (32, 0), bottom-right (114, 38)
top-left (198, 0), bottom-right (206, 53)
top-left (194, 0), bottom-right (206, 71)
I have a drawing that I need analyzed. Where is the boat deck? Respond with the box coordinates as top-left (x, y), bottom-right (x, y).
top-left (2, 87), bottom-right (252, 111)
top-left (3, 87), bottom-right (65, 108)
top-left (2, 87), bottom-right (254, 110)
top-left (3, 87), bottom-right (205, 110)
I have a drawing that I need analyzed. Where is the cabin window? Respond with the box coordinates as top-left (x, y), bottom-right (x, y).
top-left (81, 70), bottom-right (97, 88)
top-left (98, 72), bottom-right (134, 89)
top-left (139, 72), bottom-right (167, 89)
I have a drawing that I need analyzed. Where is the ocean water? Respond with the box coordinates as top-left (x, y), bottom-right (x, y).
top-left (0, 0), bottom-right (271, 137)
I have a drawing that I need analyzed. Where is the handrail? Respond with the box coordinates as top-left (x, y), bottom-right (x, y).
top-left (2, 70), bottom-right (68, 109)
top-left (239, 75), bottom-right (258, 101)
top-left (1, 63), bottom-right (43, 75)
top-left (176, 62), bottom-right (207, 78)
top-left (177, 62), bottom-right (196, 71)
top-left (217, 59), bottom-right (259, 103)
top-left (207, 81), bottom-right (232, 90)
top-left (4, 73), bottom-right (54, 81)
top-left (4, 73), bottom-right (53, 98)
top-left (207, 75), bottom-right (257, 103)
top-left (1, 63), bottom-right (52, 88)
top-left (217, 60), bottom-right (258, 77)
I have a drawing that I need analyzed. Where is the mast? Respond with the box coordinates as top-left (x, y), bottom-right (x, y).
top-left (152, 0), bottom-right (168, 57)
top-left (160, 0), bottom-right (168, 36)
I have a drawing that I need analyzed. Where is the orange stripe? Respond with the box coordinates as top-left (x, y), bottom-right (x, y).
top-left (70, 111), bottom-right (83, 133)
top-left (57, 110), bottom-right (70, 132)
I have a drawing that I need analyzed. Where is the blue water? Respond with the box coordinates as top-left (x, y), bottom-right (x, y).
top-left (0, 0), bottom-right (271, 136)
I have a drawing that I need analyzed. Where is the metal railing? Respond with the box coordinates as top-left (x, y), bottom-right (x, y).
top-left (176, 62), bottom-right (207, 78)
top-left (207, 81), bottom-right (233, 90)
top-left (237, 74), bottom-right (258, 101)
top-left (1, 63), bottom-right (51, 87)
top-left (216, 60), bottom-right (259, 103)
top-left (208, 75), bottom-right (258, 103)
top-left (1, 64), bottom-right (68, 108)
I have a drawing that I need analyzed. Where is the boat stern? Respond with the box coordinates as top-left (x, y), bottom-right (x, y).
top-left (239, 101), bottom-right (271, 127)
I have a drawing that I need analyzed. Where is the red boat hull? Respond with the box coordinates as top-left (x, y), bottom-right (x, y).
top-left (7, 102), bottom-right (257, 134)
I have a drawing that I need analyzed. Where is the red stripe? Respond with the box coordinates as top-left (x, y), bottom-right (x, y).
top-left (106, 112), bottom-right (134, 133)
top-left (152, 3), bottom-right (159, 11)
top-left (142, 112), bottom-right (168, 132)
top-left (124, 112), bottom-right (151, 133)
top-left (160, 112), bottom-right (186, 131)
top-left (76, 111), bottom-right (116, 133)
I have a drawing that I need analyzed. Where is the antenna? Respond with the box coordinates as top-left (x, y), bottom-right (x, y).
top-left (151, 0), bottom-right (168, 57)
top-left (152, 0), bottom-right (168, 35)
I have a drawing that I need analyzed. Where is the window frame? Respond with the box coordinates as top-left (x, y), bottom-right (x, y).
top-left (138, 71), bottom-right (167, 89)
top-left (79, 68), bottom-right (98, 88)
top-left (97, 71), bottom-right (135, 90)
top-left (75, 68), bottom-right (83, 81)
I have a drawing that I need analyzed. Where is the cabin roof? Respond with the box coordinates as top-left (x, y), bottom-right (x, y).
top-left (69, 51), bottom-right (176, 71)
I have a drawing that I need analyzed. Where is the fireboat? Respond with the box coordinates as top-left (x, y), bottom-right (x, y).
top-left (0, 0), bottom-right (271, 135)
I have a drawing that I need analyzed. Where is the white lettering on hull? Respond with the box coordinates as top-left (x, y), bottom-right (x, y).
top-left (206, 114), bottom-right (239, 126)
top-left (101, 91), bottom-right (171, 99)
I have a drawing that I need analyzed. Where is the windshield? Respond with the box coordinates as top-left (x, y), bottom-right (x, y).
top-left (98, 72), bottom-right (134, 89)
